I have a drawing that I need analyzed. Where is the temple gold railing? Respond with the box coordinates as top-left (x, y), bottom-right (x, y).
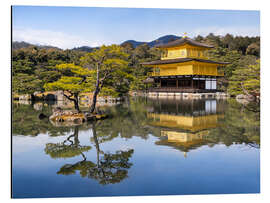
top-left (151, 71), bottom-right (224, 77)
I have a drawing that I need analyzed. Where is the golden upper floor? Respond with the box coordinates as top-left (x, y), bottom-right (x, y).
top-left (150, 60), bottom-right (225, 77)
top-left (161, 45), bottom-right (210, 60)
top-left (156, 37), bottom-right (213, 60)
top-left (141, 36), bottom-right (229, 77)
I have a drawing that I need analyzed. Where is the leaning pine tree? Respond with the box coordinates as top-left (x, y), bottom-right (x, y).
top-left (80, 45), bottom-right (132, 113)
top-left (44, 45), bottom-right (132, 113)
top-left (44, 63), bottom-right (94, 112)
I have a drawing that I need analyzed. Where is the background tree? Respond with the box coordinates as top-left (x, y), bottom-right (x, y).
top-left (246, 42), bottom-right (260, 57)
top-left (229, 60), bottom-right (260, 99)
top-left (80, 45), bottom-right (132, 113)
top-left (128, 44), bottom-right (161, 91)
top-left (12, 46), bottom-right (85, 97)
top-left (12, 74), bottom-right (43, 99)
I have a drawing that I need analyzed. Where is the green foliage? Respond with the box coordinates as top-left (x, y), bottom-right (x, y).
top-left (208, 47), bottom-right (242, 78)
top-left (43, 63), bottom-right (95, 111)
top-left (125, 44), bottom-right (162, 91)
top-left (12, 73), bottom-right (43, 94)
top-left (206, 35), bottom-right (259, 93)
top-left (229, 60), bottom-right (260, 96)
top-left (201, 33), bottom-right (260, 56)
top-left (12, 46), bottom-right (85, 94)
top-left (246, 43), bottom-right (260, 57)
top-left (80, 44), bottom-right (133, 97)
top-left (44, 63), bottom-right (93, 93)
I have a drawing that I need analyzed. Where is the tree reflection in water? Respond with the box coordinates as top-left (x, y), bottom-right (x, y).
top-left (45, 123), bottom-right (134, 185)
top-left (45, 126), bottom-right (91, 159)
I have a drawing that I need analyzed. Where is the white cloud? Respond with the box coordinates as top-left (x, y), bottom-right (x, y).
top-left (13, 27), bottom-right (103, 49)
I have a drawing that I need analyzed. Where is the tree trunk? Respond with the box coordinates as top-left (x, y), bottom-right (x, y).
top-left (73, 93), bottom-right (80, 112)
top-left (63, 91), bottom-right (80, 112)
top-left (89, 86), bottom-right (100, 113)
top-left (89, 62), bottom-right (108, 114)
top-left (30, 93), bottom-right (35, 102)
top-left (90, 63), bottom-right (100, 114)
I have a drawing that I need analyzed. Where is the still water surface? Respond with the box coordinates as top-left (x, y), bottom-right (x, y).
top-left (12, 98), bottom-right (260, 198)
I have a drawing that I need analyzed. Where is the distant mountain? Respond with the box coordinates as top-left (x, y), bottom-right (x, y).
top-left (12, 41), bottom-right (33, 49)
top-left (121, 40), bottom-right (145, 48)
top-left (12, 41), bottom-right (61, 50)
top-left (148, 35), bottom-right (181, 47)
top-left (12, 34), bottom-right (182, 51)
top-left (71, 46), bottom-right (94, 52)
top-left (121, 35), bottom-right (181, 48)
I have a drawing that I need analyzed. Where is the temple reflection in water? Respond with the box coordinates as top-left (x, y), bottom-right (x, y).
top-left (147, 98), bottom-right (226, 157)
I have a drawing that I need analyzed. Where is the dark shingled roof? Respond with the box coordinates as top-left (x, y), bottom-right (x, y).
top-left (155, 37), bottom-right (214, 48)
top-left (141, 58), bottom-right (230, 66)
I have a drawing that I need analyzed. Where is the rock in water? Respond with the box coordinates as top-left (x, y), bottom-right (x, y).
top-left (49, 110), bottom-right (86, 124)
top-left (38, 113), bottom-right (47, 120)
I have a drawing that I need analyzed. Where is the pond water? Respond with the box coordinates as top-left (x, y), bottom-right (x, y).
top-left (12, 97), bottom-right (260, 198)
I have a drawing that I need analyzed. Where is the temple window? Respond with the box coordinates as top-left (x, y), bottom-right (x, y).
top-left (181, 50), bottom-right (185, 56)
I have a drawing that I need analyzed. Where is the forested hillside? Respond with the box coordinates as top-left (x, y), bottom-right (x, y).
top-left (12, 33), bottom-right (260, 98)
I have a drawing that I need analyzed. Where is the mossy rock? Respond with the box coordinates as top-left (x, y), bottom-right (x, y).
top-left (49, 110), bottom-right (87, 124)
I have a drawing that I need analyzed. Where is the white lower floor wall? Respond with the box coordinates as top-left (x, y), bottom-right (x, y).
top-left (147, 92), bottom-right (229, 99)
top-left (205, 80), bottom-right (217, 90)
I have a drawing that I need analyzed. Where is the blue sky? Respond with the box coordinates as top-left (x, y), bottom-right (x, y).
top-left (12, 6), bottom-right (260, 49)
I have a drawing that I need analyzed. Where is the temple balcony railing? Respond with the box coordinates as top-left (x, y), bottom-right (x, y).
top-left (151, 72), bottom-right (224, 77)
top-left (147, 87), bottom-right (223, 93)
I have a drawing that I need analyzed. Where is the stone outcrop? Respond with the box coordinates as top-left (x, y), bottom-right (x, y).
top-left (236, 94), bottom-right (259, 104)
top-left (18, 94), bottom-right (32, 101)
top-left (49, 108), bottom-right (108, 126)
top-left (236, 94), bottom-right (255, 101)
top-left (49, 109), bottom-right (86, 123)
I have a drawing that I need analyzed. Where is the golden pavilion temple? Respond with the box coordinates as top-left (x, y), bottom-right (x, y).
top-left (142, 35), bottom-right (229, 93)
